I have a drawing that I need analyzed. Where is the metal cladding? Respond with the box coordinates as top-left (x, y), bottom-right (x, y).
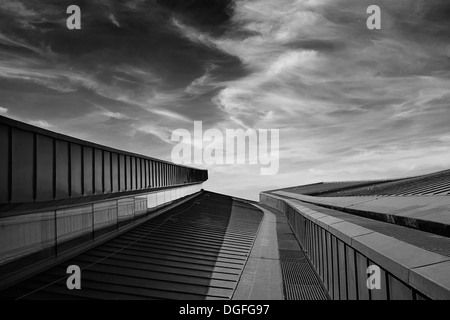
top-left (0, 115), bottom-right (208, 206)
top-left (307, 170), bottom-right (450, 197)
top-left (0, 192), bottom-right (263, 300)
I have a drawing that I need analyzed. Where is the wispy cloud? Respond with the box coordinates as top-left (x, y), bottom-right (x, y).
top-left (108, 13), bottom-right (120, 27)
top-left (1, 0), bottom-right (449, 200)
top-left (0, 1), bottom-right (36, 17)
top-left (135, 124), bottom-right (174, 144)
top-left (171, 0), bottom-right (450, 199)
top-left (185, 64), bottom-right (217, 95)
top-left (28, 119), bottom-right (51, 128)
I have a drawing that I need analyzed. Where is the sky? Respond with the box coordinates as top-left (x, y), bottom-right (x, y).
top-left (1, 0), bottom-right (450, 201)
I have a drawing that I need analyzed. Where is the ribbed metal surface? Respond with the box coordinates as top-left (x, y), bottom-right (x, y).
top-left (278, 180), bottom-right (393, 196)
top-left (0, 192), bottom-right (263, 300)
top-left (0, 115), bottom-right (207, 207)
top-left (320, 170), bottom-right (450, 197)
top-left (279, 250), bottom-right (328, 300)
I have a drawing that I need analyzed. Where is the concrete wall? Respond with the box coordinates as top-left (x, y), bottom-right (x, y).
top-left (0, 116), bottom-right (207, 205)
top-left (261, 193), bottom-right (450, 300)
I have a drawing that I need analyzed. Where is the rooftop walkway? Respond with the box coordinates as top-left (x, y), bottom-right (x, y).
top-left (0, 191), bottom-right (326, 300)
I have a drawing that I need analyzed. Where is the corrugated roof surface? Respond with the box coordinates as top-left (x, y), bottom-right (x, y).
top-left (0, 192), bottom-right (263, 300)
top-left (277, 180), bottom-right (395, 196)
top-left (318, 170), bottom-right (450, 197)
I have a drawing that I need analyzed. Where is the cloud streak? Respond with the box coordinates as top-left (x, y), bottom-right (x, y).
top-left (1, 0), bottom-right (449, 200)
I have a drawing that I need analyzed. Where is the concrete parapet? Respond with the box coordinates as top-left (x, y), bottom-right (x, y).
top-left (260, 192), bottom-right (450, 300)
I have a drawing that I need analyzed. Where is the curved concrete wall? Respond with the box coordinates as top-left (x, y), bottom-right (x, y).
top-left (261, 193), bottom-right (450, 300)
